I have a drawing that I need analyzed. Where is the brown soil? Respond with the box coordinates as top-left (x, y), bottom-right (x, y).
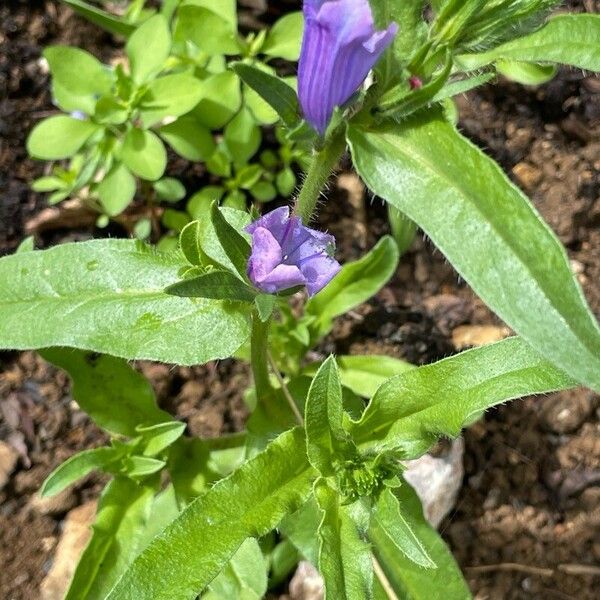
top-left (1, 1), bottom-right (599, 599)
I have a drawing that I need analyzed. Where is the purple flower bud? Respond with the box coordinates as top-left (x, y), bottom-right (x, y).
top-left (298, 0), bottom-right (398, 134)
top-left (245, 206), bottom-right (341, 296)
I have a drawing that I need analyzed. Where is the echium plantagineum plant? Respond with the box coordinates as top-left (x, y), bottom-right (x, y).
top-left (2, 1), bottom-right (600, 598)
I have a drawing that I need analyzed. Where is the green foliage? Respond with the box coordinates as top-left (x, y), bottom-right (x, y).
top-left (13, 4), bottom-right (600, 599)
top-left (31, 0), bottom-right (308, 235)
top-left (305, 357), bottom-right (353, 477)
top-left (65, 477), bottom-right (157, 600)
top-left (304, 355), bottom-right (414, 399)
top-left (0, 239), bottom-right (251, 365)
top-left (41, 447), bottom-right (120, 497)
top-left (315, 482), bottom-right (374, 599)
top-left (350, 337), bottom-right (575, 457)
top-left (107, 429), bottom-right (315, 600)
top-left (27, 116), bottom-right (100, 160)
top-left (41, 348), bottom-right (171, 436)
top-left (370, 481), bottom-right (471, 599)
top-left (203, 538), bottom-right (268, 599)
top-left (458, 14), bottom-right (600, 72)
top-left (348, 113), bottom-right (600, 393)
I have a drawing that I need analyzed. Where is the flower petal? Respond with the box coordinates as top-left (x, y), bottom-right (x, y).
top-left (298, 0), bottom-right (397, 134)
top-left (247, 227), bottom-right (283, 286)
top-left (300, 254), bottom-right (342, 296)
top-left (257, 264), bottom-right (306, 294)
top-left (245, 206), bottom-right (290, 241)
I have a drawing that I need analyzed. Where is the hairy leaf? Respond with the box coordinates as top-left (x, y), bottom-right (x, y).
top-left (370, 481), bottom-right (471, 599)
top-left (65, 477), bottom-right (156, 600)
top-left (0, 240), bottom-right (251, 365)
top-left (351, 337), bottom-right (575, 456)
top-left (305, 356), bottom-right (352, 476)
top-left (166, 271), bottom-right (256, 303)
top-left (349, 114), bottom-right (600, 392)
top-left (107, 429), bottom-right (315, 600)
top-left (457, 14), bottom-right (600, 72)
top-left (316, 482), bottom-right (373, 600)
top-left (232, 63), bottom-right (300, 128)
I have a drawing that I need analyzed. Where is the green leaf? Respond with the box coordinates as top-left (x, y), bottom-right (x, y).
top-left (193, 71), bottom-right (242, 129)
top-left (158, 117), bottom-right (215, 162)
top-left (210, 202), bottom-right (252, 279)
top-left (174, 5), bottom-right (240, 55)
top-left (378, 49), bottom-right (452, 118)
top-left (166, 271), bottom-right (256, 303)
top-left (203, 538), bottom-right (268, 600)
top-left (495, 60), bottom-right (557, 85)
top-left (122, 456), bottom-right (166, 479)
top-left (251, 181), bottom-right (277, 202)
top-left (304, 355), bottom-right (414, 399)
top-left (315, 482), bottom-right (373, 600)
top-left (232, 63), bottom-right (299, 128)
top-left (95, 96), bottom-right (129, 124)
top-left (279, 496), bottom-right (321, 565)
top-left (262, 12), bottom-right (303, 61)
top-left (276, 167), bottom-right (297, 197)
top-left (97, 163), bottom-right (136, 216)
top-left (154, 177), bottom-right (186, 202)
top-left (59, 0), bottom-right (135, 37)
top-left (0, 239), bottom-right (251, 365)
top-left (198, 207), bottom-right (251, 273)
top-left (41, 348), bottom-right (172, 436)
top-left (430, 72), bottom-right (496, 103)
top-left (370, 481), bottom-right (471, 599)
top-left (457, 14), bottom-right (600, 72)
top-left (41, 447), bottom-right (119, 497)
top-left (387, 205), bottom-right (417, 255)
top-left (139, 74), bottom-right (204, 128)
top-left (65, 478), bottom-right (156, 600)
top-left (16, 236), bottom-right (35, 253)
top-left (183, 0), bottom-right (237, 28)
top-left (372, 487), bottom-right (435, 569)
top-left (255, 293), bottom-right (276, 322)
top-left (32, 176), bottom-right (66, 193)
top-left (162, 208), bottom-right (191, 233)
top-left (137, 422), bottom-right (187, 457)
top-left (371, 0), bottom-right (427, 78)
top-left (350, 337), bottom-right (576, 457)
top-left (305, 356), bottom-right (352, 476)
top-left (348, 114), bottom-right (600, 392)
top-left (179, 221), bottom-right (208, 266)
top-left (44, 46), bottom-right (112, 99)
top-left (306, 236), bottom-right (399, 340)
top-left (224, 107), bottom-right (262, 166)
top-left (27, 116), bottom-right (99, 160)
top-left (121, 128), bottom-right (167, 181)
top-left (107, 428), bottom-right (315, 600)
top-left (126, 15), bottom-right (171, 84)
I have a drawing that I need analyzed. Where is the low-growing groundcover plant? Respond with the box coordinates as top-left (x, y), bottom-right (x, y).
top-left (2, 1), bottom-right (600, 598)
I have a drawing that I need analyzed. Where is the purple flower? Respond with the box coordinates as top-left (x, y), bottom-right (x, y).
top-left (245, 206), bottom-right (341, 296)
top-left (298, 0), bottom-right (398, 134)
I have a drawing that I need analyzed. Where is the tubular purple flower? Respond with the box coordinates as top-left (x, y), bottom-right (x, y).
top-left (245, 206), bottom-right (341, 297)
top-left (298, 0), bottom-right (398, 134)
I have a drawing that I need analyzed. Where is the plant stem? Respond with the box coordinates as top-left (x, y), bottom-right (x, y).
top-left (294, 132), bottom-right (346, 224)
top-left (250, 312), bottom-right (272, 399)
top-left (373, 556), bottom-right (399, 600)
top-left (268, 351), bottom-right (304, 425)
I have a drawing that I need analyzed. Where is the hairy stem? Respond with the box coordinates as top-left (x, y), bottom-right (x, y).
top-left (250, 312), bottom-right (272, 399)
top-left (294, 132), bottom-right (346, 224)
